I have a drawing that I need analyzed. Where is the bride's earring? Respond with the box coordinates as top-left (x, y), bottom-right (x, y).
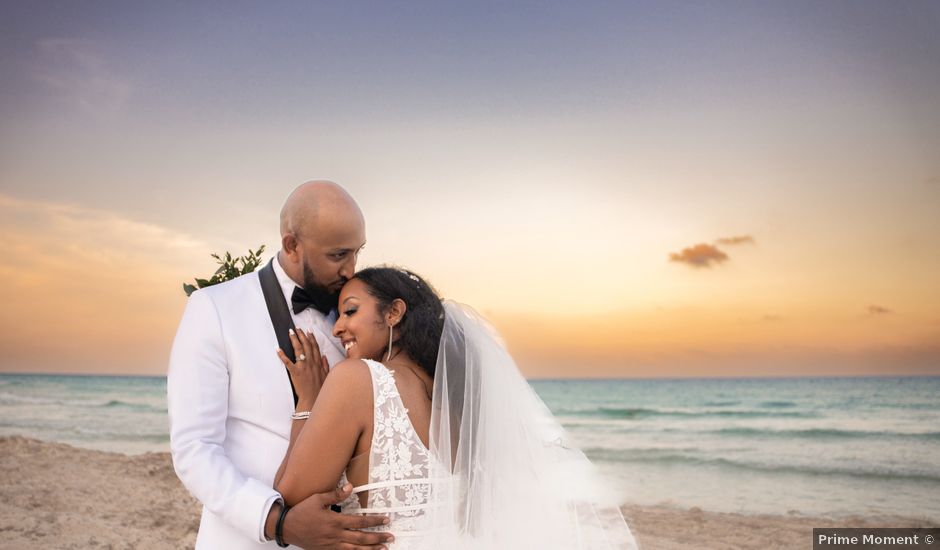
top-left (385, 324), bottom-right (393, 362)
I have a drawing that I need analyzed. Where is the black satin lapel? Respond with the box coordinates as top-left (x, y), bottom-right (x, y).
top-left (258, 259), bottom-right (299, 406)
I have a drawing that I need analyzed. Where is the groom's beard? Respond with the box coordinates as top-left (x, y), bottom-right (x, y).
top-left (301, 261), bottom-right (343, 312)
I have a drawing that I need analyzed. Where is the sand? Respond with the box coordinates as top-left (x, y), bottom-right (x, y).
top-left (1, 436), bottom-right (935, 549)
top-left (0, 436), bottom-right (200, 549)
top-left (620, 505), bottom-right (936, 550)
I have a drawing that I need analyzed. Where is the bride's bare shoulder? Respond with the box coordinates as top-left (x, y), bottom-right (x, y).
top-left (320, 359), bottom-right (373, 399)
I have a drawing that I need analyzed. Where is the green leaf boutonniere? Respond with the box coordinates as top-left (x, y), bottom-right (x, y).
top-left (183, 245), bottom-right (266, 296)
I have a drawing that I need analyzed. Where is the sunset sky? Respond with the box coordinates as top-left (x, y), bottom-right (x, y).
top-left (1, 2), bottom-right (938, 378)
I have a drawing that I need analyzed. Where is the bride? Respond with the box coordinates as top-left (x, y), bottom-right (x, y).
top-left (273, 266), bottom-right (639, 549)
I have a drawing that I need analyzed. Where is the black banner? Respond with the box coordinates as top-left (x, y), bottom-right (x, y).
top-left (814, 529), bottom-right (940, 550)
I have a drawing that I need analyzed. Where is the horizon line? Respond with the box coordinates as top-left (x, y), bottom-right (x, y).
top-left (2, 370), bottom-right (938, 382)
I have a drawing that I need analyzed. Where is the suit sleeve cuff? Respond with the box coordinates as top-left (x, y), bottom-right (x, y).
top-left (220, 477), bottom-right (280, 543)
top-left (258, 492), bottom-right (283, 543)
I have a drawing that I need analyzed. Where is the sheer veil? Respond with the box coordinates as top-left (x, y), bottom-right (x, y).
top-left (424, 300), bottom-right (639, 549)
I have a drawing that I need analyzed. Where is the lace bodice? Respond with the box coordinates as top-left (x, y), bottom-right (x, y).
top-left (336, 360), bottom-right (437, 548)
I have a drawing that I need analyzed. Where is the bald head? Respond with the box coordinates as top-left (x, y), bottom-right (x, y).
top-left (278, 180), bottom-right (366, 297)
top-left (280, 180), bottom-right (364, 238)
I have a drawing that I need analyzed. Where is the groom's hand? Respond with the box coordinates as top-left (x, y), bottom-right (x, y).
top-left (279, 483), bottom-right (393, 550)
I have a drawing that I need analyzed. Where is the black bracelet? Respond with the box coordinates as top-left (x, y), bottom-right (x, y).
top-left (275, 502), bottom-right (291, 548)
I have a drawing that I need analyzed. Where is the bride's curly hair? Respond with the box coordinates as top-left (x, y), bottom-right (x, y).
top-left (351, 266), bottom-right (445, 377)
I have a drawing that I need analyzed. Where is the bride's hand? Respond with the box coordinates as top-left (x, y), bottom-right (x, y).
top-left (276, 328), bottom-right (329, 410)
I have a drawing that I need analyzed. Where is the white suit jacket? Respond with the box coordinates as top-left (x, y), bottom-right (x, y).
top-left (168, 262), bottom-right (345, 549)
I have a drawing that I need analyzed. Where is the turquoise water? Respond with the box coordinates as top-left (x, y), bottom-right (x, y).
top-left (0, 373), bottom-right (169, 455)
top-left (2, 373), bottom-right (938, 519)
top-left (531, 377), bottom-right (940, 519)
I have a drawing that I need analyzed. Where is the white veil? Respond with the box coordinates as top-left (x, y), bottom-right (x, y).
top-left (423, 300), bottom-right (639, 549)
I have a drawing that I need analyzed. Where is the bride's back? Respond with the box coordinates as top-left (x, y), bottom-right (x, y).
top-left (341, 359), bottom-right (434, 513)
top-left (332, 359), bottom-right (441, 550)
top-left (386, 361), bottom-right (433, 447)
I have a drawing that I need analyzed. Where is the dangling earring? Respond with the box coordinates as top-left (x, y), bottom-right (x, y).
top-left (385, 324), bottom-right (393, 362)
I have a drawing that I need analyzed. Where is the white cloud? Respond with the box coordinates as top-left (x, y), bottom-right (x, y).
top-left (32, 38), bottom-right (132, 116)
top-left (0, 193), bottom-right (204, 274)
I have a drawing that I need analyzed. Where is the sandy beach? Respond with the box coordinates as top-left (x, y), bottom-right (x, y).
top-left (2, 436), bottom-right (935, 549)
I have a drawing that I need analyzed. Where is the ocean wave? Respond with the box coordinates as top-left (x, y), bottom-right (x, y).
top-left (1, 421), bottom-right (166, 438)
top-left (710, 427), bottom-right (940, 441)
top-left (70, 426), bottom-right (170, 442)
top-left (101, 399), bottom-right (166, 412)
top-left (561, 406), bottom-right (817, 420)
top-left (584, 448), bottom-right (940, 483)
top-left (702, 400), bottom-right (740, 407)
top-left (875, 402), bottom-right (940, 410)
top-left (758, 400), bottom-right (797, 408)
top-left (0, 392), bottom-right (166, 413)
top-left (0, 423), bottom-right (170, 444)
top-left (0, 392), bottom-right (51, 405)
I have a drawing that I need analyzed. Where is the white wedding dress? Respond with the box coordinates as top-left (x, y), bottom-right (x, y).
top-left (335, 359), bottom-right (438, 549)
top-left (336, 302), bottom-right (639, 550)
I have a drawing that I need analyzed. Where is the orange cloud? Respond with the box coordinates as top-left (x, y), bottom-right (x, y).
top-left (0, 193), bottom-right (208, 374)
top-left (668, 243), bottom-right (729, 268)
top-left (715, 235), bottom-right (755, 245)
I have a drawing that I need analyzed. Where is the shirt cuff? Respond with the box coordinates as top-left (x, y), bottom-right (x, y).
top-left (259, 492), bottom-right (284, 543)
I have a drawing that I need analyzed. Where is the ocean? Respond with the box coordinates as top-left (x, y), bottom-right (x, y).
top-left (2, 373), bottom-right (938, 519)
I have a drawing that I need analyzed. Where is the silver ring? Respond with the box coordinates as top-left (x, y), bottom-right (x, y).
top-left (297, 354), bottom-right (306, 361)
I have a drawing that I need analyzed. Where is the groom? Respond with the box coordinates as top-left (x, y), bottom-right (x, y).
top-left (168, 181), bottom-right (393, 549)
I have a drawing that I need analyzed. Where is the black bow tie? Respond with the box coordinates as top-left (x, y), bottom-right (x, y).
top-left (291, 286), bottom-right (335, 316)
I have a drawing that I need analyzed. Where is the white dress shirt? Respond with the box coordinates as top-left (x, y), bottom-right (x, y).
top-left (168, 257), bottom-right (345, 549)
top-left (271, 256), bottom-right (346, 367)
